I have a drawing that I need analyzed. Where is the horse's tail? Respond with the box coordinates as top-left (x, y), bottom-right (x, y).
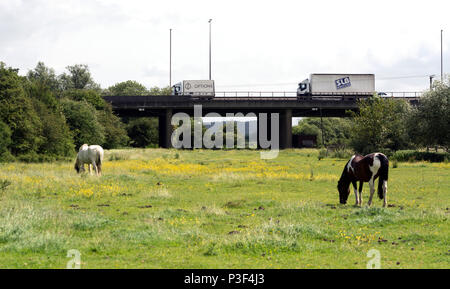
top-left (96, 151), bottom-right (102, 174)
top-left (74, 157), bottom-right (79, 173)
top-left (377, 154), bottom-right (389, 199)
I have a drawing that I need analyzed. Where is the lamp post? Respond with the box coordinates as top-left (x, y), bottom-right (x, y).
top-left (169, 28), bottom-right (172, 88)
top-left (209, 19), bottom-right (212, 80)
top-left (441, 29), bottom-right (443, 82)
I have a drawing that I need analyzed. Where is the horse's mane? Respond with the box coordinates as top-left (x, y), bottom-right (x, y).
top-left (338, 159), bottom-right (352, 185)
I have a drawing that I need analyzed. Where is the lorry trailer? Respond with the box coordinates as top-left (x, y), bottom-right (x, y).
top-left (297, 73), bottom-right (375, 99)
top-left (172, 80), bottom-right (215, 99)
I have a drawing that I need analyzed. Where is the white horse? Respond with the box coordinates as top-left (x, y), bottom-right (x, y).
top-left (74, 144), bottom-right (104, 176)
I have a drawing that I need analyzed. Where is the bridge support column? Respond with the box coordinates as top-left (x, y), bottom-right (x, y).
top-left (158, 109), bottom-right (173, 148)
top-left (280, 109), bottom-right (292, 149)
top-left (256, 113), bottom-right (272, 149)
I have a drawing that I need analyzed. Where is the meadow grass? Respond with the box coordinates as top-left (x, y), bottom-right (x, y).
top-left (0, 148), bottom-right (448, 268)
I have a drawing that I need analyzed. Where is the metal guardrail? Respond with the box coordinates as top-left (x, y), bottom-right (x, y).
top-left (377, 92), bottom-right (423, 98)
top-left (214, 91), bottom-right (423, 98)
top-left (215, 91), bottom-right (297, 97)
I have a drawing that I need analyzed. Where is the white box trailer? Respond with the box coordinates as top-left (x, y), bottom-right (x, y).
top-left (172, 80), bottom-right (215, 98)
top-left (297, 74), bottom-right (375, 97)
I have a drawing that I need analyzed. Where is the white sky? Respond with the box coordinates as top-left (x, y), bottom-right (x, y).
top-left (1, 0), bottom-right (449, 92)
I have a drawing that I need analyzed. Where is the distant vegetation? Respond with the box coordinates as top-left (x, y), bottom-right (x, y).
top-left (0, 61), bottom-right (172, 162)
top-left (0, 60), bottom-right (448, 162)
top-left (293, 80), bottom-right (449, 157)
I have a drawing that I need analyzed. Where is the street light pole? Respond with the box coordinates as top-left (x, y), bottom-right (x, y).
top-left (209, 19), bottom-right (212, 80)
top-left (441, 29), bottom-right (443, 82)
top-left (169, 28), bottom-right (172, 88)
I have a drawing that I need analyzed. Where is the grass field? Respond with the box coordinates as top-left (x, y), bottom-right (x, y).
top-left (0, 149), bottom-right (449, 269)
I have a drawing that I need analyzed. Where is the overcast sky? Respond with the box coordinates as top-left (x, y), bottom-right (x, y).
top-left (1, 0), bottom-right (449, 93)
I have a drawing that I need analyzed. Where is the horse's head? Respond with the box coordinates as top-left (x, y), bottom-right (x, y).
top-left (74, 159), bottom-right (82, 173)
top-left (337, 179), bottom-right (350, 204)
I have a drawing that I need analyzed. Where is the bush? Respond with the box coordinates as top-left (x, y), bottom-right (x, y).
top-left (329, 148), bottom-right (354, 159)
top-left (392, 159), bottom-right (398, 168)
top-left (391, 150), bottom-right (450, 162)
top-left (317, 148), bottom-right (354, 160)
top-left (318, 149), bottom-right (327, 160)
top-left (126, 118), bottom-right (158, 148)
top-left (293, 117), bottom-right (352, 148)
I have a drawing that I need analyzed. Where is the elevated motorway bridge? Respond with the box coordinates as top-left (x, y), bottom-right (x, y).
top-left (103, 92), bottom-right (422, 149)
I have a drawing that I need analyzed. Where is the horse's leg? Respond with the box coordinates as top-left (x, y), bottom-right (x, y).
top-left (88, 164), bottom-right (92, 175)
top-left (358, 181), bottom-right (364, 206)
top-left (92, 162), bottom-right (98, 176)
top-left (352, 181), bottom-right (359, 206)
top-left (382, 180), bottom-right (388, 207)
top-left (367, 179), bottom-right (375, 207)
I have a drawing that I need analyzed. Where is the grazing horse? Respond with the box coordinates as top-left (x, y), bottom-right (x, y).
top-left (74, 144), bottom-right (104, 176)
top-left (337, 153), bottom-right (389, 207)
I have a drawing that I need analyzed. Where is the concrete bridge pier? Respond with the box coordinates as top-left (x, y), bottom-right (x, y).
top-left (256, 114), bottom-right (271, 149)
top-left (158, 109), bottom-right (173, 148)
top-left (256, 109), bottom-right (292, 149)
top-left (280, 109), bottom-right (292, 149)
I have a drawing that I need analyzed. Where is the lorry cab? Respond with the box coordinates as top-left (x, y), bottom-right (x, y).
top-left (172, 82), bottom-right (182, 95)
top-left (297, 79), bottom-right (310, 97)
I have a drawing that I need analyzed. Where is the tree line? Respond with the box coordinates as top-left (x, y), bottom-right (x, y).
top-left (0, 61), bottom-right (169, 162)
top-left (0, 60), bottom-right (448, 162)
top-left (293, 80), bottom-right (449, 155)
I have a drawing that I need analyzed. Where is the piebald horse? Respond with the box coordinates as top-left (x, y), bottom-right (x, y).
top-left (74, 144), bottom-right (104, 176)
top-left (337, 153), bottom-right (389, 207)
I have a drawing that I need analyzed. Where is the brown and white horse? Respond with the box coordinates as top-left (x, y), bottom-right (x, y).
top-left (337, 153), bottom-right (389, 207)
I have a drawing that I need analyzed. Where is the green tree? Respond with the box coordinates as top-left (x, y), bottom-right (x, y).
top-left (24, 72), bottom-right (76, 158)
top-left (0, 62), bottom-right (43, 156)
top-left (350, 96), bottom-right (411, 154)
top-left (0, 121), bottom-right (13, 161)
top-left (61, 99), bottom-right (105, 149)
top-left (63, 89), bottom-right (105, 109)
top-left (106, 80), bottom-right (148, 96)
top-left (126, 118), bottom-right (159, 147)
top-left (293, 121), bottom-right (320, 136)
top-left (149, 86), bottom-right (172, 95)
top-left (27, 62), bottom-right (60, 94)
top-left (59, 64), bottom-right (100, 91)
top-left (32, 99), bottom-right (74, 157)
top-left (408, 80), bottom-right (450, 151)
top-left (96, 103), bottom-right (129, 149)
top-left (24, 79), bottom-right (59, 111)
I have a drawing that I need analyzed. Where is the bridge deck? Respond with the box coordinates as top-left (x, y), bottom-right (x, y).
top-left (103, 95), bottom-right (420, 117)
top-left (103, 94), bottom-right (421, 148)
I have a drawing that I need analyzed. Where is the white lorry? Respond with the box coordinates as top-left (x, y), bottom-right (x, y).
top-left (172, 80), bottom-right (215, 99)
top-left (297, 74), bottom-right (375, 99)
